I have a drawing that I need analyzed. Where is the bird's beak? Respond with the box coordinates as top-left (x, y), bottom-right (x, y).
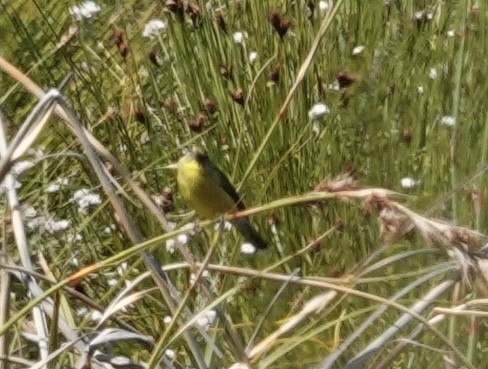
top-left (163, 163), bottom-right (178, 170)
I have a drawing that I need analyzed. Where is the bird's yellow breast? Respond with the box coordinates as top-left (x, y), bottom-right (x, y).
top-left (177, 157), bottom-right (237, 219)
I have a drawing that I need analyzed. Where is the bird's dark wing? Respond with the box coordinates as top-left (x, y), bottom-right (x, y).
top-left (208, 158), bottom-right (245, 210)
top-left (195, 151), bottom-right (246, 210)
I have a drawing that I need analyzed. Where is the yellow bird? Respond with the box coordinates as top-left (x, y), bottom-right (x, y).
top-left (170, 151), bottom-right (267, 250)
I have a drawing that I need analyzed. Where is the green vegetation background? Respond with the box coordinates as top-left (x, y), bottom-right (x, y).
top-left (1, 0), bottom-right (487, 368)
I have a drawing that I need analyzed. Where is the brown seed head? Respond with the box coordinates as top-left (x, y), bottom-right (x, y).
top-left (268, 65), bottom-right (280, 83)
top-left (187, 2), bottom-right (200, 26)
top-left (166, 0), bottom-right (185, 18)
top-left (231, 89), bottom-right (244, 105)
top-left (214, 11), bottom-right (226, 32)
top-left (278, 18), bottom-right (292, 38)
top-left (148, 49), bottom-right (161, 66)
top-left (134, 108), bottom-right (147, 124)
top-left (268, 10), bottom-right (281, 30)
top-left (162, 96), bottom-right (177, 112)
top-left (309, 239), bottom-right (322, 254)
top-left (152, 188), bottom-right (174, 214)
top-left (219, 63), bottom-right (232, 79)
top-left (188, 114), bottom-right (206, 133)
top-left (269, 11), bottom-right (292, 38)
top-left (112, 28), bottom-right (125, 45)
top-left (203, 98), bottom-right (217, 115)
top-left (267, 213), bottom-right (280, 226)
top-left (401, 128), bottom-right (413, 144)
top-left (334, 216), bottom-right (345, 231)
top-left (329, 267), bottom-right (343, 278)
top-left (118, 42), bottom-right (129, 58)
top-left (337, 71), bottom-right (359, 90)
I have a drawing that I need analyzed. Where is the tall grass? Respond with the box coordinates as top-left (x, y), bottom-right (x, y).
top-left (1, 0), bottom-right (488, 368)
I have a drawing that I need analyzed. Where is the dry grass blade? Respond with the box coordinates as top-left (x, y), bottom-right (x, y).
top-left (247, 291), bottom-right (337, 361)
top-left (433, 298), bottom-right (488, 317)
top-left (246, 269), bottom-right (301, 352)
top-left (341, 277), bottom-right (472, 369)
top-left (82, 328), bottom-right (155, 369)
top-left (379, 200), bottom-right (487, 284)
top-left (51, 93), bottom-right (208, 368)
top-left (375, 314), bottom-right (447, 369)
top-left (97, 288), bottom-right (157, 328)
top-left (28, 339), bottom-right (84, 369)
top-left (88, 351), bottom-right (149, 369)
top-left (0, 109), bottom-right (49, 365)
top-left (0, 85), bottom-right (206, 367)
top-left (87, 328), bottom-right (154, 352)
top-left (0, 56), bottom-right (171, 231)
top-left (0, 239), bottom-right (10, 369)
top-left (316, 267), bottom-right (458, 369)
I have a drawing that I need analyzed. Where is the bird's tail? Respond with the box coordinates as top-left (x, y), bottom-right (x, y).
top-left (231, 218), bottom-right (268, 250)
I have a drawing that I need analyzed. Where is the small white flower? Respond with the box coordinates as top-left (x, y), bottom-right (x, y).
top-left (44, 219), bottom-right (70, 233)
top-left (45, 177), bottom-right (69, 193)
top-left (352, 45), bottom-right (365, 55)
top-left (140, 131), bottom-right (150, 144)
top-left (117, 262), bottom-right (128, 276)
top-left (196, 310), bottom-right (216, 329)
top-left (312, 122), bottom-right (321, 136)
top-left (190, 270), bottom-right (210, 284)
top-left (46, 183), bottom-right (61, 193)
top-left (166, 238), bottom-right (176, 253)
top-left (428, 67), bottom-right (438, 80)
top-left (233, 31), bottom-right (248, 44)
top-left (308, 103), bottom-right (330, 120)
top-left (107, 278), bottom-right (118, 286)
top-left (166, 223), bottom-right (193, 252)
top-left (67, 233), bottom-right (83, 243)
top-left (165, 233), bottom-right (189, 253)
top-left (142, 19), bottom-right (167, 39)
top-left (73, 189), bottom-right (102, 212)
top-left (69, 1), bottom-right (101, 20)
top-left (241, 242), bottom-right (257, 254)
top-left (165, 349), bottom-right (176, 360)
top-left (441, 115), bottom-right (456, 127)
top-left (214, 221), bottom-right (233, 232)
top-left (417, 85), bottom-right (424, 94)
top-left (414, 11), bottom-right (423, 19)
top-left (447, 30), bottom-right (455, 37)
top-left (12, 161), bottom-right (34, 176)
top-left (327, 81), bottom-right (341, 91)
top-left (70, 257), bottom-right (79, 266)
top-left (26, 216), bottom-right (46, 230)
top-left (0, 176), bottom-right (19, 192)
top-left (22, 205), bottom-right (37, 219)
top-left (163, 315), bottom-right (172, 324)
top-left (27, 148), bottom-right (44, 158)
top-left (319, 1), bottom-right (331, 11)
top-left (401, 177), bottom-right (419, 189)
top-left (90, 310), bottom-right (103, 322)
top-left (177, 233), bottom-right (189, 244)
top-left (249, 51), bottom-right (258, 63)
top-left (76, 307), bottom-right (88, 317)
